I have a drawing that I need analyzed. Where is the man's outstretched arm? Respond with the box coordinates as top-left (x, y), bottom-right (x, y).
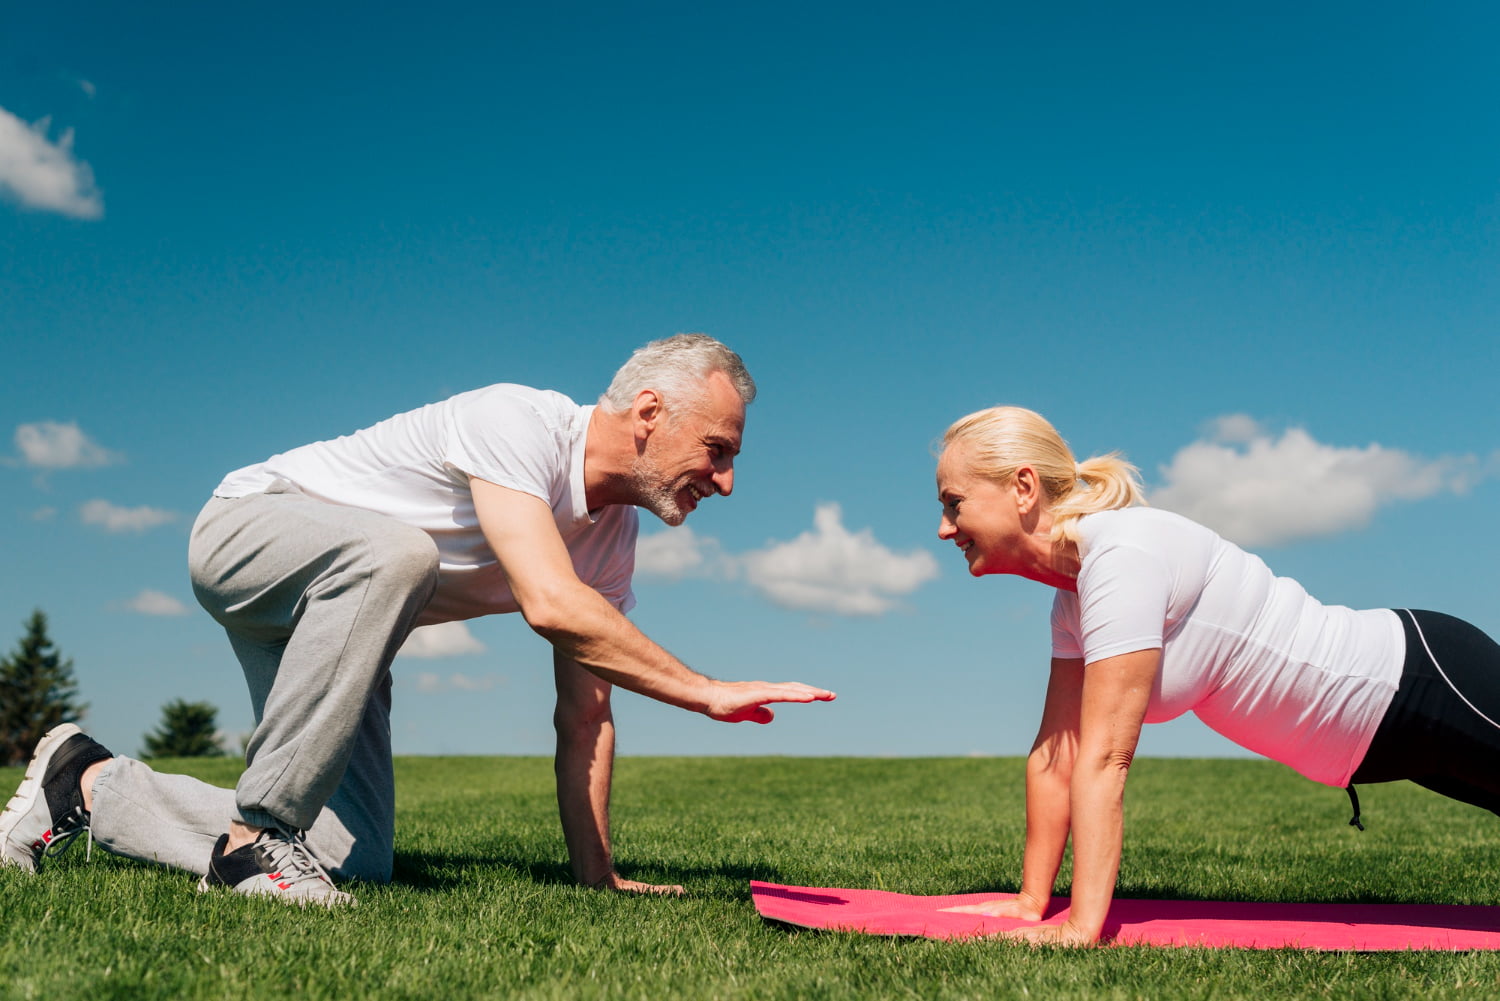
top-left (472, 478), bottom-right (836, 719)
top-left (552, 650), bottom-right (683, 895)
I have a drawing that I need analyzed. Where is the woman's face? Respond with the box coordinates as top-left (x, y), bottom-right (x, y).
top-left (935, 444), bottom-right (1029, 577)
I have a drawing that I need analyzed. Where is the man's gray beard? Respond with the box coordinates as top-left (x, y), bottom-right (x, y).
top-left (628, 453), bottom-right (687, 526)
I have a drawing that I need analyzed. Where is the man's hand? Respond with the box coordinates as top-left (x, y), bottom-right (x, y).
top-left (703, 681), bottom-right (837, 723)
top-left (589, 872), bottom-right (686, 896)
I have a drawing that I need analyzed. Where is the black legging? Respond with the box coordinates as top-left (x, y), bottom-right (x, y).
top-left (1351, 609), bottom-right (1500, 817)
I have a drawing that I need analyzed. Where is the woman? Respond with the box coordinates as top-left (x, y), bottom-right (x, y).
top-left (933, 406), bottom-right (1500, 945)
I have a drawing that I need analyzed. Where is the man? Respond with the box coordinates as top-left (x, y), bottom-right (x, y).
top-left (1, 334), bottom-right (834, 906)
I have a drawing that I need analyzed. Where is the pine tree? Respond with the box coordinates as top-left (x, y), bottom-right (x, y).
top-left (141, 699), bottom-right (227, 759)
top-left (0, 610), bottom-right (87, 766)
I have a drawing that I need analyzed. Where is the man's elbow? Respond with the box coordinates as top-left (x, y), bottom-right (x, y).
top-left (518, 588), bottom-right (584, 641)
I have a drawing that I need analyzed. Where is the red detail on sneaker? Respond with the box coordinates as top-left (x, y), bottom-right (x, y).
top-left (279, 882), bottom-right (292, 890)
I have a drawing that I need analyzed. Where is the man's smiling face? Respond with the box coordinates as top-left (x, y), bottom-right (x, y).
top-left (630, 369), bottom-right (745, 526)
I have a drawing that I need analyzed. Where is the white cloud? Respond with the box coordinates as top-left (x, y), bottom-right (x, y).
top-left (14, 421), bottom-right (120, 469)
top-left (80, 499), bottom-right (178, 533)
top-left (1207, 413), bottom-right (1261, 445)
top-left (398, 621), bottom-right (486, 659)
top-left (1151, 416), bottom-right (1478, 548)
top-left (413, 671), bottom-right (502, 694)
top-left (740, 503), bottom-right (940, 616)
top-left (125, 590), bottom-right (189, 616)
top-left (635, 505), bottom-right (942, 616)
top-left (0, 106), bottom-right (103, 219)
top-left (634, 525), bottom-right (736, 579)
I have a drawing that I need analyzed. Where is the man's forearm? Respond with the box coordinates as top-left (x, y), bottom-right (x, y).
top-left (529, 580), bottom-right (716, 711)
top-left (553, 702), bottom-right (616, 886)
top-left (551, 656), bottom-right (686, 897)
top-left (530, 580), bottom-right (832, 723)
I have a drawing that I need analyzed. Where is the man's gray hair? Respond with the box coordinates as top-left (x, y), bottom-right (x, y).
top-left (599, 333), bottom-right (756, 414)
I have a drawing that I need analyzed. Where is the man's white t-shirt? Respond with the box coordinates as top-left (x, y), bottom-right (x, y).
top-left (214, 384), bottom-right (638, 627)
top-left (1050, 508), bottom-right (1403, 788)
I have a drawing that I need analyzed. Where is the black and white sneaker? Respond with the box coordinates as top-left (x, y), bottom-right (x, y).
top-left (197, 828), bottom-right (356, 907)
top-left (0, 723), bottom-right (113, 873)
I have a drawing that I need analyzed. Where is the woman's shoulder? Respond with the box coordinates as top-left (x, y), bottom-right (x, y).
top-left (1080, 505), bottom-right (1204, 538)
top-left (1077, 507), bottom-right (1222, 562)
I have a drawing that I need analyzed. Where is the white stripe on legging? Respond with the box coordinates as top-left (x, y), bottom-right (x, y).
top-left (1402, 608), bottom-right (1500, 733)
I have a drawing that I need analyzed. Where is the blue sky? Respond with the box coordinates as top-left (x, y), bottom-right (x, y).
top-left (3, 2), bottom-right (1497, 768)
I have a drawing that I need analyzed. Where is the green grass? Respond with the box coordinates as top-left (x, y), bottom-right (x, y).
top-left (3, 756), bottom-right (1499, 1000)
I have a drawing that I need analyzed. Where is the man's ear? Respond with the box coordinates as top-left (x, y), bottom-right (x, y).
top-left (633, 389), bottom-right (663, 442)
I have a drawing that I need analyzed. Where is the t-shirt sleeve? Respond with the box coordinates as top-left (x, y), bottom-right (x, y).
top-left (443, 390), bottom-right (565, 503)
top-left (1072, 543), bottom-right (1172, 663)
top-left (1050, 591), bottom-right (1084, 659)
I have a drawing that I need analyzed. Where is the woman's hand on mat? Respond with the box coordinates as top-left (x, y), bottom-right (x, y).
top-left (593, 872), bottom-right (686, 896)
top-left (999, 920), bottom-right (1099, 947)
top-left (704, 682), bottom-right (837, 723)
top-left (941, 891), bottom-right (1048, 922)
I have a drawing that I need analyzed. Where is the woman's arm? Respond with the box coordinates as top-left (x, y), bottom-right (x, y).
top-left (1011, 647), bottom-right (1158, 945)
top-left (943, 657), bottom-right (1085, 920)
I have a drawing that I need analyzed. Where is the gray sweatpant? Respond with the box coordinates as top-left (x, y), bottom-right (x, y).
top-left (89, 485), bottom-right (439, 881)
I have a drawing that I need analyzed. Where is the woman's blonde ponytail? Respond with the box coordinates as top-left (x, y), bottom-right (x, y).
top-left (1048, 453), bottom-right (1146, 544)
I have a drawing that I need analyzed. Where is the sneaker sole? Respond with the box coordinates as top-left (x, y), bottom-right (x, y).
top-left (0, 723), bottom-right (85, 873)
top-left (196, 873), bottom-right (357, 908)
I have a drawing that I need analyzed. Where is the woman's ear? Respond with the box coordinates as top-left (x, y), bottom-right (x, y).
top-left (1012, 466), bottom-right (1041, 514)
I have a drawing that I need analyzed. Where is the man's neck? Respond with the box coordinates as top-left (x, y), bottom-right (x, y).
top-left (582, 405), bottom-right (637, 511)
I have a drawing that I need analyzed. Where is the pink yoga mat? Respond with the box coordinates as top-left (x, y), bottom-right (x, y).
top-left (751, 881), bottom-right (1500, 950)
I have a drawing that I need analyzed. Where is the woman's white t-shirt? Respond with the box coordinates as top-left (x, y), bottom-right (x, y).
top-left (1050, 508), bottom-right (1402, 788)
top-left (213, 384), bottom-right (638, 627)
